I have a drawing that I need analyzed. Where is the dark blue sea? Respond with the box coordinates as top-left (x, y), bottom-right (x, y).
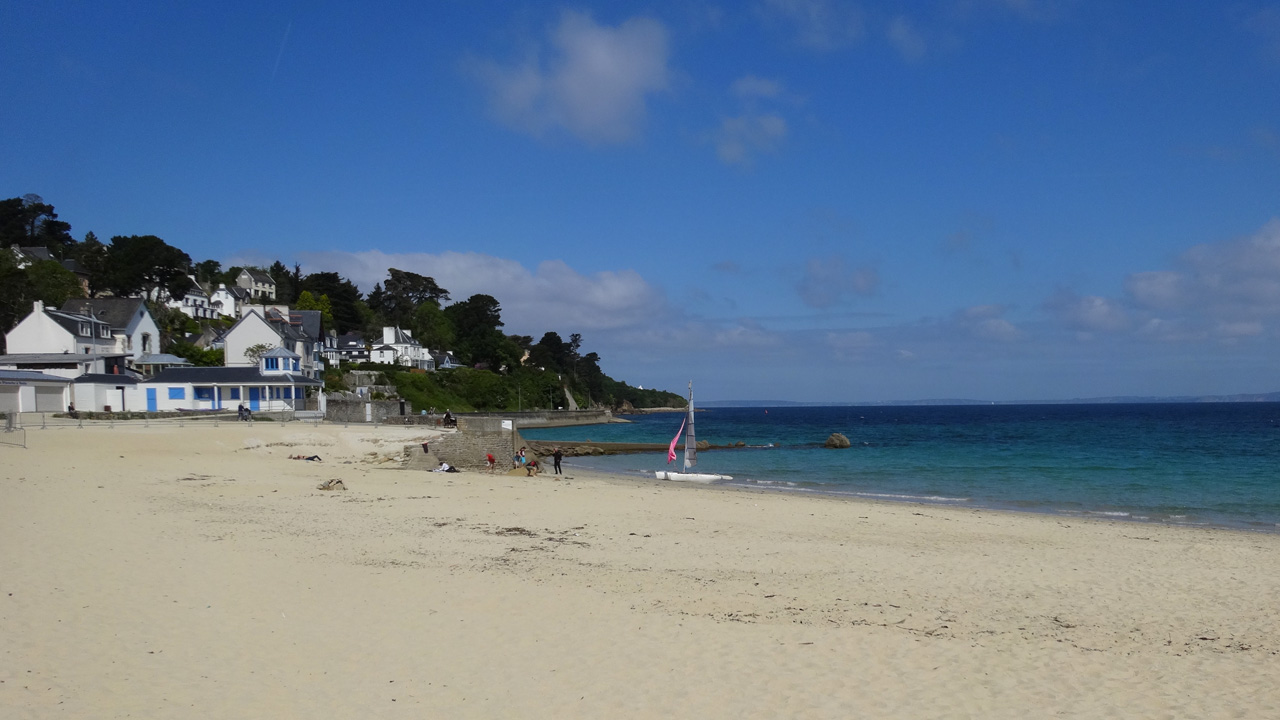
top-left (521, 403), bottom-right (1280, 531)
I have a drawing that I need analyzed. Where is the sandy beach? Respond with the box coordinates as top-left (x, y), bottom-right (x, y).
top-left (3, 421), bottom-right (1279, 719)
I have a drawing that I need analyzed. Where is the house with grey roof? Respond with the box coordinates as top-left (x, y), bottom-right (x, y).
top-left (209, 283), bottom-right (250, 317)
top-left (6, 300), bottom-right (114, 355)
top-left (235, 268), bottom-right (277, 301)
top-left (370, 326), bottom-right (432, 370)
top-left (222, 308), bottom-right (324, 379)
top-left (60, 297), bottom-right (160, 365)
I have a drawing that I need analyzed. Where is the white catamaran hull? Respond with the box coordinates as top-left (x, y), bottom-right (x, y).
top-left (654, 471), bottom-right (732, 483)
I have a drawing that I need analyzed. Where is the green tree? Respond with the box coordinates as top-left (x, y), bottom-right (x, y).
top-left (298, 272), bottom-right (363, 333)
top-left (295, 290), bottom-right (335, 330)
top-left (411, 301), bottom-right (455, 351)
top-left (244, 343), bottom-right (274, 364)
top-left (369, 268), bottom-right (450, 327)
top-left (0, 195), bottom-right (74, 253)
top-left (169, 341), bottom-right (224, 366)
top-left (26, 260), bottom-right (85, 305)
top-left (193, 259), bottom-right (223, 286)
top-left (72, 231), bottom-right (110, 296)
top-left (105, 235), bottom-right (193, 300)
top-left (443, 294), bottom-right (506, 369)
top-left (269, 261), bottom-right (303, 304)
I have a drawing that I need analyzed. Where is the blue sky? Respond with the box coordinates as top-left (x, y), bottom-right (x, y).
top-left (3, 1), bottom-right (1280, 402)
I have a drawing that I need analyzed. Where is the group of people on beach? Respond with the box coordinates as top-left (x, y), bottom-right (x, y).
top-left (481, 446), bottom-right (563, 476)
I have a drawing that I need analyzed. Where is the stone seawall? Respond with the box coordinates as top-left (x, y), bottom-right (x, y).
top-left (417, 417), bottom-right (532, 472)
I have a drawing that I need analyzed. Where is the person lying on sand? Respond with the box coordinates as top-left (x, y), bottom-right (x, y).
top-left (290, 454), bottom-right (322, 461)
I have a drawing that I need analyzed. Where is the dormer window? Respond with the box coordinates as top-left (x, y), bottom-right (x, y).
top-left (264, 357), bottom-right (279, 371)
top-left (79, 323), bottom-right (90, 336)
top-left (99, 325), bottom-right (111, 338)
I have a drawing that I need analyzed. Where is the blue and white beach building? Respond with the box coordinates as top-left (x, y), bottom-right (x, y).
top-left (142, 347), bottom-right (320, 412)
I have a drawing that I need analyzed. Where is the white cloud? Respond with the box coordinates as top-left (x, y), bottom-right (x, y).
top-left (796, 254), bottom-right (879, 308)
top-left (731, 75), bottom-right (784, 100)
top-left (1125, 270), bottom-right (1188, 311)
top-left (952, 304), bottom-right (1021, 342)
top-left (712, 322), bottom-right (782, 347)
top-left (1046, 291), bottom-right (1130, 333)
top-left (715, 113), bottom-right (788, 165)
top-left (472, 11), bottom-right (670, 144)
top-left (886, 16), bottom-right (927, 62)
top-left (761, 0), bottom-right (865, 51)
top-left (297, 249), bottom-right (666, 334)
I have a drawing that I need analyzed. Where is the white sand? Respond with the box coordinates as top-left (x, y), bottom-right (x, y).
top-left (3, 421), bottom-right (1279, 718)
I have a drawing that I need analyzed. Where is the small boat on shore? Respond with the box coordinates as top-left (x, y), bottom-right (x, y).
top-left (656, 382), bottom-right (732, 483)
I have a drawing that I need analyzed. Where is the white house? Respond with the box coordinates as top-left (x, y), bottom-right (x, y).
top-left (370, 327), bottom-right (432, 370)
top-left (59, 297), bottom-right (161, 366)
top-left (6, 300), bottom-right (117, 356)
top-left (222, 308), bottom-right (323, 378)
top-left (0, 369), bottom-right (73, 414)
top-left (141, 348), bottom-right (320, 412)
top-left (431, 350), bottom-right (463, 370)
top-left (209, 283), bottom-right (250, 318)
top-left (166, 280), bottom-right (217, 320)
top-left (236, 268), bottom-right (277, 301)
top-left (328, 333), bottom-right (369, 365)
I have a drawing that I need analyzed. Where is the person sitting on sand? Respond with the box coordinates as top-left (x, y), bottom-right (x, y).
top-left (525, 459), bottom-right (540, 476)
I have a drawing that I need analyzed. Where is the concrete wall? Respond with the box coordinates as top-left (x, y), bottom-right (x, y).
top-left (74, 383), bottom-right (142, 413)
top-left (422, 416), bottom-right (530, 471)
top-left (325, 399), bottom-right (410, 423)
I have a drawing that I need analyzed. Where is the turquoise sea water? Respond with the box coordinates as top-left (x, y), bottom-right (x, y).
top-left (521, 403), bottom-right (1280, 531)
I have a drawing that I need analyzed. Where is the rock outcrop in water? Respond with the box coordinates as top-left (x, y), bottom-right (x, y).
top-left (824, 433), bottom-right (851, 449)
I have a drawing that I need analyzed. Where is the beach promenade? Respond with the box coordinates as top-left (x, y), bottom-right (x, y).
top-left (3, 421), bottom-right (1279, 718)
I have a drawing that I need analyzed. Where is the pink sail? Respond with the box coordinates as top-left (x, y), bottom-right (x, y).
top-left (666, 417), bottom-right (686, 464)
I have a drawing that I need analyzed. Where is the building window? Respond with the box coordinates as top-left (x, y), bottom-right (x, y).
top-left (142, 333), bottom-right (151, 353)
top-left (264, 357), bottom-right (279, 371)
top-left (229, 388), bottom-right (240, 400)
top-left (168, 387), bottom-right (185, 400)
top-left (79, 323), bottom-right (90, 336)
top-left (194, 387), bottom-right (213, 401)
top-left (283, 387), bottom-right (292, 399)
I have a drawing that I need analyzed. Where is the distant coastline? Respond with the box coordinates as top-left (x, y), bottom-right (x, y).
top-left (699, 392), bottom-right (1280, 408)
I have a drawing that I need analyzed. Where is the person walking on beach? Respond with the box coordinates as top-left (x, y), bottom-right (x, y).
top-left (552, 447), bottom-right (563, 475)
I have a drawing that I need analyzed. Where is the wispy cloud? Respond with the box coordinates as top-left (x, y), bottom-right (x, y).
top-left (1044, 219), bottom-right (1280, 342)
top-left (715, 112), bottom-right (788, 165)
top-left (886, 15), bottom-right (927, 62)
top-left (759, 0), bottom-right (865, 51)
top-left (470, 11), bottom-right (671, 144)
top-left (297, 249), bottom-right (667, 334)
top-left (796, 254), bottom-right (879, 308)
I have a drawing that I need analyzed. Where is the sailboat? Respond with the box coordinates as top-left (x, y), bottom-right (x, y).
top-left (654, 382), bottom-right (733, 483)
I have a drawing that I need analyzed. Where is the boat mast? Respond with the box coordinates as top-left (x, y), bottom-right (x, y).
top-left (684, 381), bottom-right (697, 471)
